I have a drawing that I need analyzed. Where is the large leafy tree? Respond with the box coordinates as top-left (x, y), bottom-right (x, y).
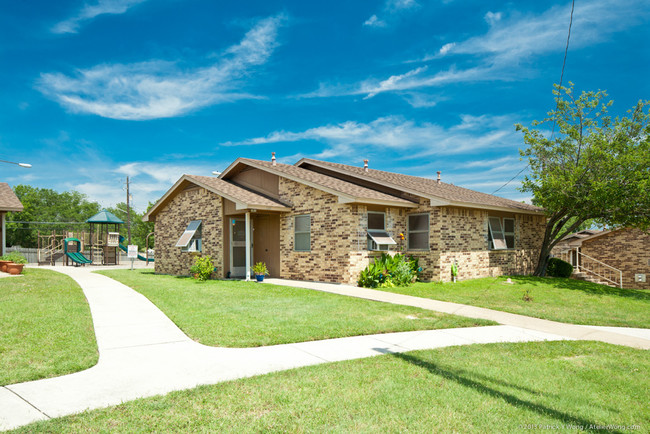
top-left (517, 84), bottom-right (650, 276)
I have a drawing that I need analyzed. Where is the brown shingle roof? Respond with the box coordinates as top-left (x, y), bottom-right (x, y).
top-left (185, 175), bottom-right (290, 209)
top-left (236, 159), bottom-right (416, 206)
top-left (297, 159), bottom-right (543, 213)
top-left (0, 183), bottom-right (23, 212)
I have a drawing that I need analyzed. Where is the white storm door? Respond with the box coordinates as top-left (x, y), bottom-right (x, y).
top-left (230, 218), bottom-right (252, 277)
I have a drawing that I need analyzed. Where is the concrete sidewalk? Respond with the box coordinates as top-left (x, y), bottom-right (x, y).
top-left (1, 268), bottom-right (647, 431)
top-left (265, 278), bottom-right (650, 349)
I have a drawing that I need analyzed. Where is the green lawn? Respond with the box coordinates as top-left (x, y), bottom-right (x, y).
top-left (0, 268), bottom-right (98, 386)
top-left (96, 269), bottom-right (493, 347)
top-left (15, 341), bottom-right (648, 433)
top-left (379, 276), bottom-right (650, 328)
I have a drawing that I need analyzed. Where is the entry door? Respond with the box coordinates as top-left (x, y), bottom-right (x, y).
top-left (230, 218), bottom-right (252, 277)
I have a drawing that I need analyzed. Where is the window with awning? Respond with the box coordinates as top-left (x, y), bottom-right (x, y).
top-left (367, 211), bottom-right (396, 251)
top-left (176, 220), bottom-right (202, 252)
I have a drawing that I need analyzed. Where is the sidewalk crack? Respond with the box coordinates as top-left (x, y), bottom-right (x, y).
top-left (3, 386), bottom-right (52, 420)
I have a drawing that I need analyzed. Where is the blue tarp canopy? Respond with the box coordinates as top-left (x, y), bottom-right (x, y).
top-left (86, 210), bottom-right (124, 224)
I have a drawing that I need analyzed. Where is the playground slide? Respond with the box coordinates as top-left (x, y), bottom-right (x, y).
top-left (65, 251), bottom-right (92, 264)
top-left (118, 236), bottom-right (154, 262)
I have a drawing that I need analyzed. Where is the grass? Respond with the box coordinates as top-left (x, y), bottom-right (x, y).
top-left (15, 341), bottom-right (649, 433)
top-left (378, 275), bottom-right (650, 328)
top-left (96, 269), bottom-right (493, 347)
top-left (0, 268), bottom-right (98, 386)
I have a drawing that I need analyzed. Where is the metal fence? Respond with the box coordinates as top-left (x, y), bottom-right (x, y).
top-left (6, 246), bottom-right (146, 265)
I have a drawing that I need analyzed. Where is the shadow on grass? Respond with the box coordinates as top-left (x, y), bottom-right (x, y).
top-left (380, 349), bottom-right (621, 433)
top-left (510, 276), bottom-right (650, 301)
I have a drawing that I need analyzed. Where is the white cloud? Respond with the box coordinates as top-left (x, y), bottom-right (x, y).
top-left (226, 113), bottom-right (519, 159)
top-left (363, 15), bottom-right (386, 28)
top-left (484, 11), bottom-right (502, 26)
top-left (52, 0), bottom-right (148, 34)
top-left (316, 0), bottom-right (650, 100)
top-left (363, 0), bottom-right (420, 28)
top-left (438, 42), bottom-right (455, 56)
top-left (39, 14), bottom-right (286, 120)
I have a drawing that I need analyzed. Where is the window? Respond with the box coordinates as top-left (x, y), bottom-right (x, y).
top-left (367, 212), bottom-right (396, 251)
top-left (488, 217), bottom-right (515, 250)
top-left (407, 213), bottom-right (429, 250)
top-left (176, 220), bottom-right (202, 252)
top-left (294, 215), bottom-right (311, 251)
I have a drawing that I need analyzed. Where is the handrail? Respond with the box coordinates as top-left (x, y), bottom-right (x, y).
top-left (554, 249), bottom-right (623, 288)
top-left (576, 252), bottom-right (623, 288)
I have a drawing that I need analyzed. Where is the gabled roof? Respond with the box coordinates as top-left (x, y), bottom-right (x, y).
top-left (295, 158), bottom-right (544, 214)
top-left (219, 158), bottom-right (417, 208)
top-left (143, 174), bottom-right (291, 222)
top-left (0, 183), bottom-right (24, 212)
top-left (87, 209), bottom-right (124, 224)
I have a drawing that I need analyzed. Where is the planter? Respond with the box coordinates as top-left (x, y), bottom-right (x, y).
top-left (255, 274), bottom-right (265, 282)
top-left (7, 263), bottom-right (24, 275)
top-left (0, 260), bottom-right (11, 273)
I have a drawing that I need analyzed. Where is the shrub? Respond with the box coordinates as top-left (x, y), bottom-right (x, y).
top-left (547, 257), bottom-right (573, 278)
top-left (0, 252), bottom-right (28, 264)
top-left (358, 253), bottom-right (422, 288)
top-left (190, 255), bottom-right (214, 281)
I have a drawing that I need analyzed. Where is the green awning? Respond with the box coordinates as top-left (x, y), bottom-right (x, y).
top-left (86, 210), bottom-right (124, 224)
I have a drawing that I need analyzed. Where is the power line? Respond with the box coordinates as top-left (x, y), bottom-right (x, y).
top-left (492, 0), bottom-right (576, 195)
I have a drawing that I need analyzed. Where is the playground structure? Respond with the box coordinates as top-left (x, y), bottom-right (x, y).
top-left (37, 210), bottom-right (154, 266)
top-left (37, 230), bottom-right (89, 266)
top-left (87, 210), bottom-right (123, 265)
top-left (63, 237), bottom-right (92, 265)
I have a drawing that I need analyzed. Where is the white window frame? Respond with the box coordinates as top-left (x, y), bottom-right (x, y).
top-left (294, 214), bottom-right (311, 252)
top-left (407, 213), bottom-right (429, 251)
top-left (488, 217), bottom-right (516, 250)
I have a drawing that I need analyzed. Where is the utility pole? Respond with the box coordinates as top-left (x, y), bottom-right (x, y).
top-left (126, 176), bottom-right (132, 245)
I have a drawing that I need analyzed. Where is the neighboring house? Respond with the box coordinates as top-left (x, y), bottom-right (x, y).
top-left (143, 156), bottom-right (546, 284)
top-left (0, 183), bottom-right (24, 256)
top-left (555, 229), bottom-right (650, 290)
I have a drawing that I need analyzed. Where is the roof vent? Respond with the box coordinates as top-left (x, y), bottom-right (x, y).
top-left (437, 171), bottom-right (441, 184)
top-left (271, 152), bottom-right (276, 166)
top-left (363, 159), bottom-right (369, 173)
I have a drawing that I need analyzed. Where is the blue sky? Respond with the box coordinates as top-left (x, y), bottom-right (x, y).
top-left (1, 0), bottom-right (649, 212)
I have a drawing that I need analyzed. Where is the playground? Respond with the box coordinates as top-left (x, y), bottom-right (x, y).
top-left (37, 210), bottom-right (153, 267)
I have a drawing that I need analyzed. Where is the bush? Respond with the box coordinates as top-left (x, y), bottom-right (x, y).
top-left (357, 253), bottom-right (422, 288)
top-left (547, 257), bottom-right (573, 278)
top-left (0, 252), bottom-right (28, 264)
top-left (190, 255), bottom-right (214, 281)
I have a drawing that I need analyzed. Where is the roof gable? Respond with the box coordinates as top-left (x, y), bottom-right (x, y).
top-left (0, 183), bottom-right (24, 212)
top-left (295, 158), bottom-right (543, 214)
top-left (220, 158), bottom-right (417, 208)
top-left (143, 174), bottom-right (290, 222)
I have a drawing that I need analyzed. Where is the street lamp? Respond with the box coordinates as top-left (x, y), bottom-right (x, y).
top-left (0, 159), bottom-right (31, 168)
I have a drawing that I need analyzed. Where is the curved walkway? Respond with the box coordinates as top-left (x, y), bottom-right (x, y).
top-left (1, 268), bottom-right (647, 431)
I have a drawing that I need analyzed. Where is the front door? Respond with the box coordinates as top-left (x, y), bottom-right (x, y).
top-left (230, 218), bottom-right (252, 277)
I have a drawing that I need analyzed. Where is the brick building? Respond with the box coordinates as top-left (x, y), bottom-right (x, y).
top-left (0, 183), bottom-right (24, 256)
top-left (144, 157), bottom-right (546, 284)
top-left (555, 229), bottom-right (650, 290)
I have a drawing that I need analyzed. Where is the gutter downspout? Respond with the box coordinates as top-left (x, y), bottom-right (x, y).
top-left (245, 211), bottom-right (251, 281)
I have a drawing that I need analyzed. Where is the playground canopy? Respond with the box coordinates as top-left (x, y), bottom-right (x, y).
top-left (86, 210), bottom-right (124, 224)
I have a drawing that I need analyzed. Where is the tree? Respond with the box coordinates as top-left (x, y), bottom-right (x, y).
top-left (517, 84), bottom-right (650, 276)
top-left (6, 186), bottom-right (102, 248)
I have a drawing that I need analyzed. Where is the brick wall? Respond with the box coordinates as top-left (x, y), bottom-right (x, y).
top-left (154, 186), bottom-right (224, 277)
top-left (278, 178), bottom-right (366, 284)
top-left (580, 229), bottom-right (650, 290)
